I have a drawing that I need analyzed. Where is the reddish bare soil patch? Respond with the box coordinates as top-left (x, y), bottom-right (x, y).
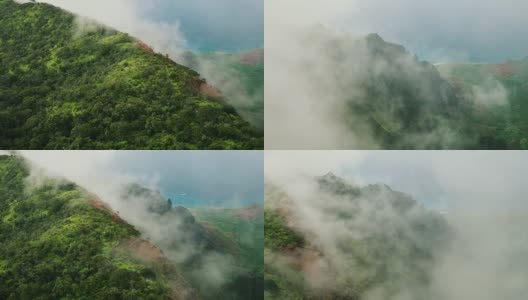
top-left (86, 194), bottom-right (128, 225)
top-left (187, 76), bottom-right (223, 99)
top-left (235, 204), bottom-right (262, 221)
top-left (86, 195), bottom-right (110, 211)
top-left (200, 82), bottom-right (223, 98)
top-left (489, 62), bottom-right (513, 77)
top-left (240, 50), bottom-right (264, 65)
top-left (123, 237), bottom-right (165, 261)
top-left (118, 237), bottom-right (198, 299)
top-left (136, 40), bottom-right (154, 54)
top-left (85, 196), bottom-right (196, 299)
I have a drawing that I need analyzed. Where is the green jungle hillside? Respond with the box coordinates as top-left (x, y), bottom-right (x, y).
top-left (0, 0), bottom-right (262, 149)
top-left (186, 50), bottom-right (264, 129)
top-left (264, 173), bottom-right (452, 300)
top-left (191, 205), bottom-right (264, 299)
top-left (0, 154), bottom-right (263, 299)
top-left (0, 155), bottom-right (194, 299)
top-left (122, 185), bottom-right (264, 300)
top-left (436, 59), bottom-right (528, 149)
top-left (192, 204), bottom-right (264, 273)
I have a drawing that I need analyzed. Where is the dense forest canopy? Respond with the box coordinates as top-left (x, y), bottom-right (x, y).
top-left (0, 155), bottom-right (179, 299)
top-left (0, 154), bottom-right (264, 299)
top-left (0, 0), bottom-right (262, 149)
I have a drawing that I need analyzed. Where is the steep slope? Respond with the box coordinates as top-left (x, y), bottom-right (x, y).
top-left (436, 59), bottom-right (528, 149)
top-left (192, 204), bottom-right (264, 271)
top-left (0, 0), bottom-right (262, 149)
top-left (0, 155), bottom-right (196, 299)
top-left (264, 173), bottom-right (452, 300)
top-left (122, 184), bottom-right (225, 259)
top-left (301, 29), bottom-right (475, 149)
top-left (121, 184), bottom-right (264, 300)
top-left (191, 205), bottom-right (265, 300)
top-left (185, 49), bottom-right (264, 129)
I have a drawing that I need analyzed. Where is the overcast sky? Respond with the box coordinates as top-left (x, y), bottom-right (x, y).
top-left (266, 151), bottom-right (528, 215)
top-left (350, 0), bottom-right (528, 62)
top-left (22, 0), bottom-right (526, 60)
top-left (143, 0), bottom-right (263, 51)
top-left (268, 0), bottom-right (528, 62)
top-left (31, 0), bottom-right (263, 52)
top-left (19, 151), bottom-right (264, 207)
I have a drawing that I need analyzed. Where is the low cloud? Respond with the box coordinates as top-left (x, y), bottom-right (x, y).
top-left (265, 0), bottom-right (523, 149)
top-left (29, 0), bottom-right (188, 61)
top-left (265, 26), bottom-right (467, 149)
top-left (266, 151), bottom-right (528, 299)
top-left (15, 150), bottom-right (261, 295)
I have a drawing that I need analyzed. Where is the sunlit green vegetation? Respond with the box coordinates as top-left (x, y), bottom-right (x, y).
top-left (0, 155), bottom-right (172, 299)
top-left (0, 155), bottom-right (265, 299)
top-left (0, 0), bottom-right (262, 149)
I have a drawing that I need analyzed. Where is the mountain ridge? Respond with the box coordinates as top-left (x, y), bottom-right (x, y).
top-left (289, 28), bottom-right (476, 149)
top-left (0, 154), bottom-right (194, 299)
top-left (265, 173), bottom-right (452, 299)
top-left (0, 154), bottom-right (263, 299)
top-left (0, 0), bottom-right (262, 149)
